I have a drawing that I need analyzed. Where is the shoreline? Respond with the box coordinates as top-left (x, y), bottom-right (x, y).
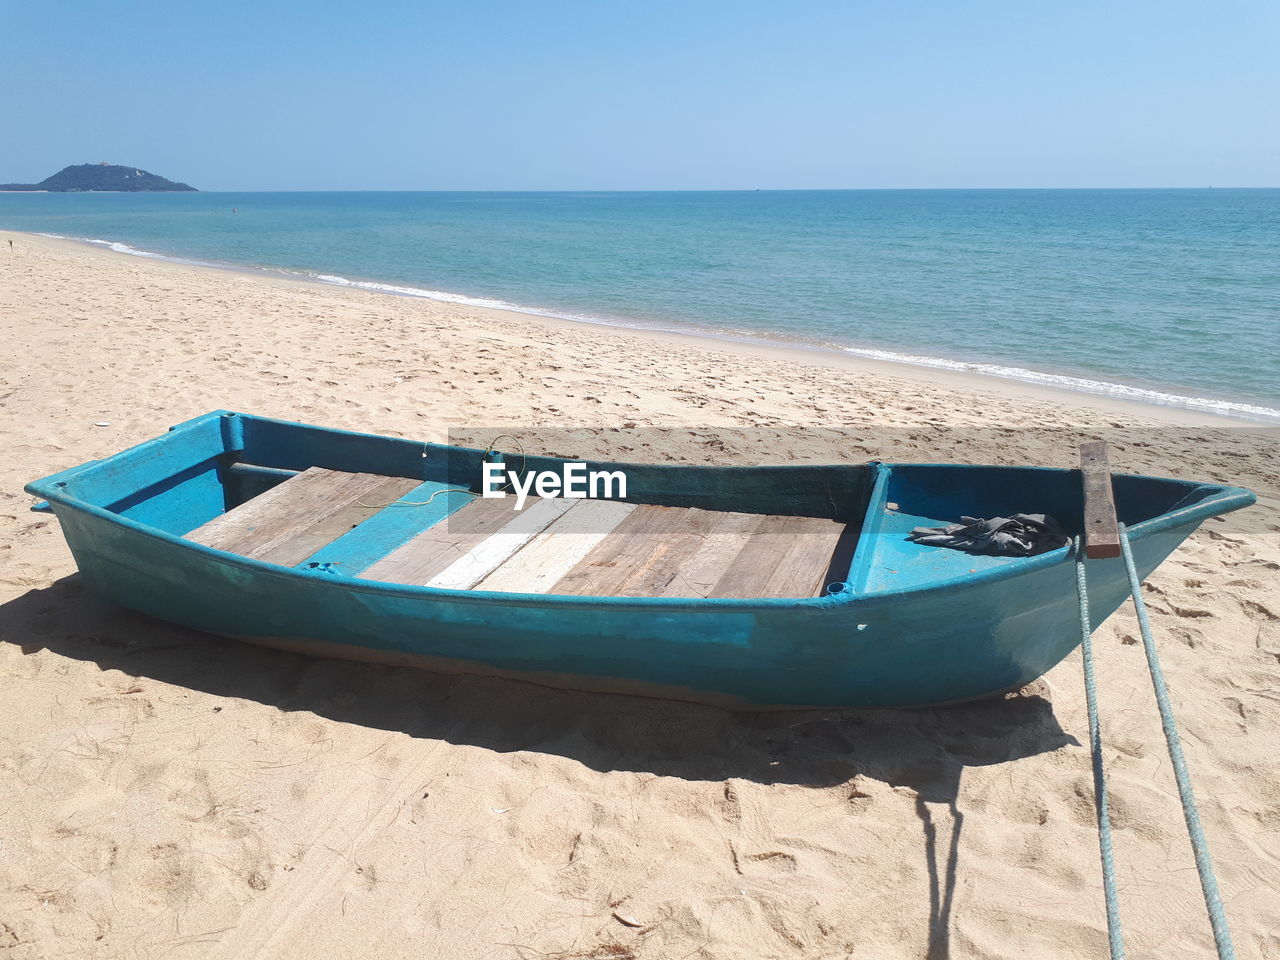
top-left (6, 227), bottom-right (1267, 429)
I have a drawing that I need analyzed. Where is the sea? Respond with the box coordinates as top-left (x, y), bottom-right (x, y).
top-left (2, 188), bottom-right (1277, 422)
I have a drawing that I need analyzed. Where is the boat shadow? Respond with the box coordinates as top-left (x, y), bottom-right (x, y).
top-left (2, 576), bottom-right (1078, 960)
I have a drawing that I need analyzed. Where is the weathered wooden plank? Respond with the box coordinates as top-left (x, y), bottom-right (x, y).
top-left (427, 497), bottom-right (577, 590)
top-left (547, 504), bottom-right (854, 599)
top-left (611, 507), bottom-right (728, 597)
top-left (476, 499), bottom-right (637, 594)
top-left (294, 481), bottom-right (476, 574)
top-left (352, 488), bottom-right (857, 598)
top-left (823, 522), bottom-right (863, 590)
top-left (658, 510), bottom-right (765, 598)
top-left (358, 495), bottom-right (521, 585)
top-left (778, 517), bottom-right (858, 597)
top-left (712, 515), bottom-right (852, 599)
top-left (186, 467), bottom-right (404, 561)
top-left (550, 504), bottom-right (695, 597)
top-left (1080, 441), bottom-right (1121, 559)
top-left (255, 474), bottom-right (421, 568)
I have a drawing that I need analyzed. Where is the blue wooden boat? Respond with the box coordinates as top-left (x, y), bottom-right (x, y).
top-left (25, 411), bottom-right (1254, 709)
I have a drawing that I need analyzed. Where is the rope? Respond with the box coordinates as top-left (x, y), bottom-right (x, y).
top-left (360, 486), bottom-right (476, 508)
top-left (358, 434), bottom-right (529, 508)
top-left (1117, 523), bottom-right (1237, 960)
top-left (1074, 538), bottom-right (1126, 960)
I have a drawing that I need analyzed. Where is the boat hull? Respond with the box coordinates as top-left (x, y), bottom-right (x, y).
top-left (49, 498), bottom-right (1197, 709)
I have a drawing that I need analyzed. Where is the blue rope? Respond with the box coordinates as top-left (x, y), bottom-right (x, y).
top-left (1075, 538), bottom-right (1126, 960)
top-left (1118, 523), bottom-right (1237, 960)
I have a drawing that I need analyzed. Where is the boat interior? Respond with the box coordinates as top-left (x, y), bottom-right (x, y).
top-left (185, 464), bottom-right (864, 599)
top-left (50, 414), bottom-right (1233, 601)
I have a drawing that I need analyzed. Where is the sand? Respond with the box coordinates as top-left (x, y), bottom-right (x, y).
top-left (1, 230), bottom-right (1277, 960)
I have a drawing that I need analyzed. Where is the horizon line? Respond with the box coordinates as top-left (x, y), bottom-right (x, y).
top-left (16, 185), bottom-right (1278, 194)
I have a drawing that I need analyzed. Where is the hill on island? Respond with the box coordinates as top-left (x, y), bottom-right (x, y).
top-left (0, 163), bottom-right (197, 192)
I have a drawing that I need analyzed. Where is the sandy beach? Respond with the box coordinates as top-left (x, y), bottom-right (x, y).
top-left (2, 230), bottom-right (1277, 959)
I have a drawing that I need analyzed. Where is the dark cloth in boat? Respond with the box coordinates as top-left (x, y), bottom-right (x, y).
top-left (907, 513), bottom-right (1068, 557)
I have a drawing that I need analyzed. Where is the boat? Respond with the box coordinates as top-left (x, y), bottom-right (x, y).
top-left (25, 411), bottom-right (1255, 709)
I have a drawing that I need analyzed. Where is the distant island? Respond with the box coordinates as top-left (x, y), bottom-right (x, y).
top-left (0, 162), bottom-right (197, 192)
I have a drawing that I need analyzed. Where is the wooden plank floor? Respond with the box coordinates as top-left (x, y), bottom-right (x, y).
top-left (547, 505), bottom-right (854, 599)
top-left (707, 515), bottom-right (858, 599)
top-left (475, 499), bottom-right (637, 593)
top-left (425, 498), bottom-right (576, 590)
top-left (358, 495), bottom-right (518, 585)
top-left (186, 467), bottom-right (420, 566)
top-left (192, 468), bottom-right (858, 599)
top-left (363, 496), bottom-right (856, 598)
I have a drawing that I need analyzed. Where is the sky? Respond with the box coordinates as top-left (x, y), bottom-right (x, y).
top-left (2, 0), bottom-right (1277, 191)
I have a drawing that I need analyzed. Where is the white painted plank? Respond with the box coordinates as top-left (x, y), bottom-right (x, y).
top-left (476, 499), bottom-right (637, 594)
top-left (426, 497), bottom-right (577, 590)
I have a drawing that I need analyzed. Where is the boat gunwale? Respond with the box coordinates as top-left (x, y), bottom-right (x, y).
top-left (24, 412), bottom-right (1257, 609)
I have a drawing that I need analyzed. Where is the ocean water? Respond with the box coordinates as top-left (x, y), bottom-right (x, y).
top-left (2, 189), bottom-right (1277, 422)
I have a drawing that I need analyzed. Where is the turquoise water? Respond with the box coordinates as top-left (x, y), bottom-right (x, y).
top-left (3, 189), bottom-right (1277, 421)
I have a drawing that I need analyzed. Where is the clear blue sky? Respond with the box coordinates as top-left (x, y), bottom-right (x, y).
top-left (3, 0), bottom-right (1276, 190)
